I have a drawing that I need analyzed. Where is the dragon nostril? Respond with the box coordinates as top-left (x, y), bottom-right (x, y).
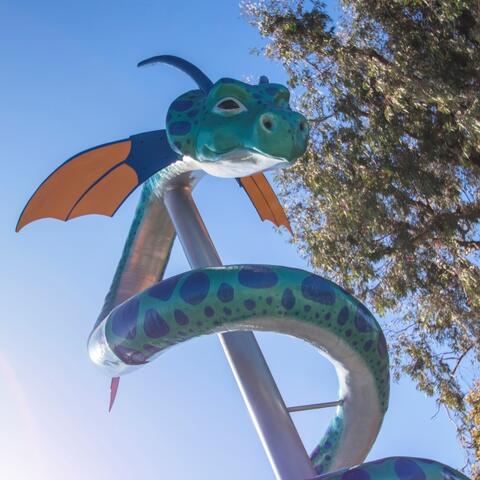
top-left (299, 121), bottom-right (307, 133)
top-left (262, 117), bottom-right (273, 132)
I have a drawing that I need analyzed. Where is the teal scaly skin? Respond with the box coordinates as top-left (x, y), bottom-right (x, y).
top-left (146, 77), bottom-right (309, 192)
top-left (311, 457), bottom-right (469, 480)
top-left (89, 265), bottom-right (389, 474)
top-left (166, 79), bottom-right (308, 164)
top-left (89, 265), bottom-right (470, 478)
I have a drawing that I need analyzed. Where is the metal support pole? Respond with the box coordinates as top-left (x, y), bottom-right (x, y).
top-left (287, 400), bottom-right (343, 413)
top-left (163, 183), bottom-right (316, 480)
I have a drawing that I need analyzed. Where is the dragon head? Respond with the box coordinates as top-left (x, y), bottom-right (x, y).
top-left (140, 55), bottom-right (309, 178)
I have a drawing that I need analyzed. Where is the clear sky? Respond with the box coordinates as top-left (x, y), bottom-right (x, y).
top-left (0, 1), bottom-right (466, 479)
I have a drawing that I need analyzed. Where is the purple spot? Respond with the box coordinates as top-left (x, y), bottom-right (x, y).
top-left (301, 275), bottom-right (336, 305)
top-left (281, 288), bottom-right (295, 310)
top-left (244, 299), bottom-right (256, 311)
top-left (113, 345), bottom-right (147, 365)
top-left (144, 309), bottom-right (170, 338)
top-left (266, 297), bottom-right (273, 305)
top-left (394, 459), bottom-right (426, 480)
top-left (204, 306), bottom-right (215, 317)
top-left (149, 275), bottom-right (180, 301)
top-left (180, 272), bottom-right (210, 305)
top-left (337, 306), bottom-right (349, 325)
top-left (110, 298), bottom-right (138, 340)
top-left (377, 332), bottom-right (388, 358)
top-left (174, 309), bottom-right (189, 326)
top-left (171, 99), bottom-right (193, 111)
top-left (169, 121), bottom-right (191, 136)
top-left (217, 283), bottom-right (234, 302)
top-left (143, 343), bottom-right (162, 356)
top-left (364, 340), bottom-right (373, 351)
top-left (315, 464), bottom-right (324, 475)
top-left (238, 266), bottom-right (278, 288)
top-left (342, 467), bottom-right (371, 480)
top-left (354, 307), bottom-right (373, 333)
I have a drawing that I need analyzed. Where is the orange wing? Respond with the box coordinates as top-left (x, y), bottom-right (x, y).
top-left (16, 141), bottom-right (136, 232)
top-left (16, 130), bottom-right (178, 232)
top-left (239, 173), bottom-right (292, 234)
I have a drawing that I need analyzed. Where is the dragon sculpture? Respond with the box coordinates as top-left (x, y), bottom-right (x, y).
top-left (17, 55), bottom-right (468, 480)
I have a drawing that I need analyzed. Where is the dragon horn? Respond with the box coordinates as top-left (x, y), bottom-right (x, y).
top-left (137, 55), bottom-right (213, 94)
top-left (259, 75), bottom-right (269, 84)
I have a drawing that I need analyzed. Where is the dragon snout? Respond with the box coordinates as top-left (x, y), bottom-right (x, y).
top-left (256, 111), bottom-right (309, 161)
top-left (259, 112), bottom-right (308, 136)
top-left (260, 114), bottom-right (274, 133)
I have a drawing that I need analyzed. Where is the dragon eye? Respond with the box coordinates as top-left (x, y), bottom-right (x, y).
top-left (213, 97), bottom-right (247, 115)
top-left (218, 99), bottom-right (241, 109)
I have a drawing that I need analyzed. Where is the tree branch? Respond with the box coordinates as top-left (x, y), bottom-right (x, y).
top-left (453, 347), bottom-right (473, 376)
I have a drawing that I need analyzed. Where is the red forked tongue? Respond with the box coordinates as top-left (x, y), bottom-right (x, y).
top-left (109, 377), bottom-right (120, 412)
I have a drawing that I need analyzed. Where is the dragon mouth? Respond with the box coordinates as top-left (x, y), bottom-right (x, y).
top-left (197, 147), bottom-right (289, 178)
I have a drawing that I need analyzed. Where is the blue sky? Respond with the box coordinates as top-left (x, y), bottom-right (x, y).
top-left (0, 1), bottom-right (466, 478)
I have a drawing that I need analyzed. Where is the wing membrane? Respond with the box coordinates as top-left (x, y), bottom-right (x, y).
top-left (16, 130), bottom-right (178, 231)
top-left (16, 140), bottom-right (132, 231)
top-left (67, 164), bottom-right (139, 220)
top-left (239, 173), bottom-right (292, 234)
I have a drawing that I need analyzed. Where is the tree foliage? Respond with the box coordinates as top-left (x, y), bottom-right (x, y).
top-left (244, 0), bottom-right (480, 474)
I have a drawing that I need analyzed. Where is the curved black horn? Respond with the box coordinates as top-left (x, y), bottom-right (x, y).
top-left (137, 55), bottom-right (213, 94)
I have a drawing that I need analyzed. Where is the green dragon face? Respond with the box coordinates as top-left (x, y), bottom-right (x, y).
top-left (165, 78), bottom-right (309, 177)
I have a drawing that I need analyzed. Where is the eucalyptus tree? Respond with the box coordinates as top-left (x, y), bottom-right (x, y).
top-left (244, 0), bottom-right (480, 474)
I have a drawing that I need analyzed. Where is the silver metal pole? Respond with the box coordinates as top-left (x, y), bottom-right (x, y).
top-left (163, 182), bottom-right (316, 480)
top-left (287, 400), bottom-right (343, 413)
